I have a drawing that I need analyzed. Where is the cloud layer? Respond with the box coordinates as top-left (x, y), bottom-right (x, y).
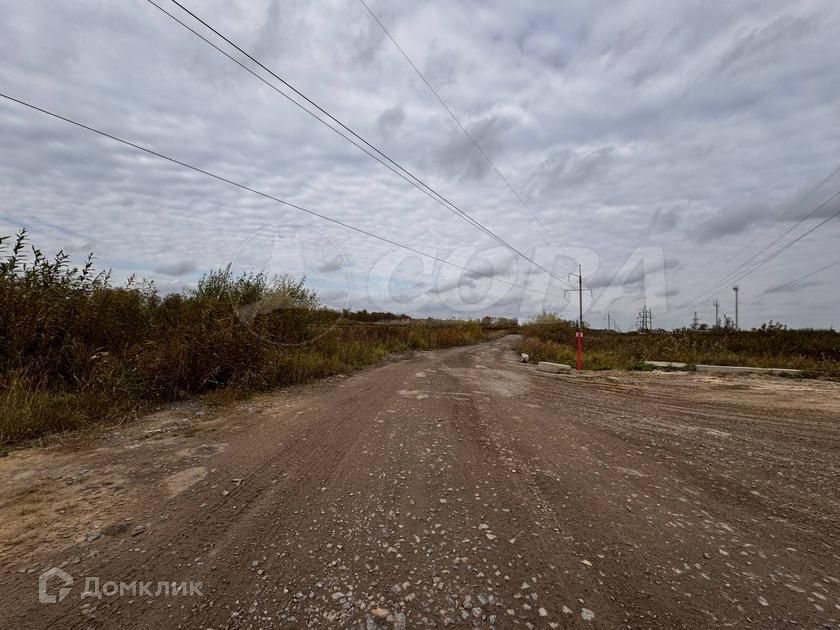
top-left (1, 0), bottom-right (839, 329)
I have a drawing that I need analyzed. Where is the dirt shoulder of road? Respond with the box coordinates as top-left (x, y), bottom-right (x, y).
top-left (0, 356), bottom-right (403, 568)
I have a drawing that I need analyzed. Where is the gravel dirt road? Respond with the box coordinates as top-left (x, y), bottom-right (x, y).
top-left (1, 336), bottom-right (839, 629)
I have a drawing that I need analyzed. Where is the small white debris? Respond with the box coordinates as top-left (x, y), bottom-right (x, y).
top-left (758, 595), bottom-right (768, 606)
top-left (581, 608), bottom-right (595, 621)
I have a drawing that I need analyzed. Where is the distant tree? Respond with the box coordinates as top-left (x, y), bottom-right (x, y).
top-left (756, 320), bottom-right (787, 332)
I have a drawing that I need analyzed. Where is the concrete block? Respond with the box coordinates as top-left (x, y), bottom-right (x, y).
top-left (695, 364), bottom-right (802, 376)
top-left (644, 361), bottom-right (688, 369)
top-left (537, 361), bottom-right (572, 374)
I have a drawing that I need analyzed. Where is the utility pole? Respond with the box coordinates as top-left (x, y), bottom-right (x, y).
top-left (713, 298), bottom-right (720, 328)
top-left (607, 312), bottom-right (611, 331)
top-left (565, 264), bottom-right (591, 371)
top-left (732, 285), bottom-right (740, 330)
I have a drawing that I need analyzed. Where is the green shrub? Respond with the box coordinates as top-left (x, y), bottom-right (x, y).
top-left (519, 317), bottom-right (840, 373)
top-left (0, 232), bottom-right (488, 444)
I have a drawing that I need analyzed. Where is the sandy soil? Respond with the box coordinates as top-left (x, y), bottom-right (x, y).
top-left (0, 336), bottom-right (838, 629)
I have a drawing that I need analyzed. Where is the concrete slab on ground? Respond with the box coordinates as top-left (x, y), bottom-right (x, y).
top-left (695, 364), bottom-right (802, 376)
top-left (537, 361), bottom-right (572, 374)
top-left (645, 361), bottom-right (688, 369)
top-left (644, 360), bottom-right (802, 376)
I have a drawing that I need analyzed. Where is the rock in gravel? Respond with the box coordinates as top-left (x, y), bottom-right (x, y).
top-left (581, 608), bottom-right (595, 621)
top-left (538, 607), bottom-right (548, 617)
top-left (371, 607), bottom-right (389, 621)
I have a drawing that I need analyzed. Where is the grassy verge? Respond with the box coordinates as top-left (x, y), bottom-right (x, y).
top-left (518, 319), bottom-right (840, 374)
top-left (0, 232), bottom-right (489, 445)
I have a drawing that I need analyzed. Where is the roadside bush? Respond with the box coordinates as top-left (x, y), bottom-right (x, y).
top-left (519, 317), bottom-right (840, 373)
top-left (0, 232), bottom-right (486, 444)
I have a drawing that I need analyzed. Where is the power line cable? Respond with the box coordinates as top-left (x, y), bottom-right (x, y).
top-left (0, 92), bottom-right (569, 303)
top-left (677, 188), bottom-right (840, 311)
top-left (356, 0), bottom-right (563, 249)
top-left (681, 170), bottom-right (840, 307)
top-left (721, 190), bottom-right (840, 288)
top-left (745, 257), bottom-right (840, 304)
top-left (150, 0), bottom-right (573, 288)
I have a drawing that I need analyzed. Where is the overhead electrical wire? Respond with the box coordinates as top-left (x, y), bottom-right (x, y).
top-left (141, 0), bottom-right (495, 246)
top-left (721, 164), bottom-right (840, 267)
top-left (745, 257), bottom-right (840, 304)
top-left (680, 170), bottom-right (840, 308)
top-left (676, 187), bottom-right (840, 311)
top-left (356, 0), bottom-right (564, 250)
top-left (720, 190), bottom-right (840, 287)
top-left (146, 0), bottom-right (573, 289)
top-left (0, 92), bottom-right (569, 303)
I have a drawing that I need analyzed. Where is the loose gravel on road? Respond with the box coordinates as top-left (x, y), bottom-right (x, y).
top-left (1, 336), bottom-right (838, 629)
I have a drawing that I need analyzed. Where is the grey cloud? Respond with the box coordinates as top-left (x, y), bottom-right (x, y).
top-left (430, 275), bottom-right (477, 295)
top-left (588, 264), bottom-right (645, 290)
top-left (155, 260), bottom-right (197, 276)
top-left (1, 0), bottom-right (839, 330)
top-left (377, 105), bottom-right (405, 138)
top-left (527, 147), bottom-right (614, 201)
top-left (431, 112), bottom-right (520, 181)
top-left (763, 279), bottom-right (824, 295)
top-left (693, 203), bottom-right (773, 242)
top-left (422, 46), bottom-right (457, 89)
top-left (317, 255), bottom-right (345, 273)
top-left (649, 205), bottom-right (681, 232)
top-left (715, 14), bottom-right (819, 78)
top-left (656, 286), bottom-right (681, 299)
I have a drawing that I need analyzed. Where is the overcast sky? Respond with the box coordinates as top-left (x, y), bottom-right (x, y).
top-left (2, 0), bottom-right (839, 329)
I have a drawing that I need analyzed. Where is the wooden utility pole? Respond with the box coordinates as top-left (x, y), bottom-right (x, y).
top-left (713, 298), bottom-right (720, 328)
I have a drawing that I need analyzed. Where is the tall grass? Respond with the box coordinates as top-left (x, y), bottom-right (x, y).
top-left (519, 316), bottom-right (840, 373)
top-left (0, 232), bottom-right (486, 444)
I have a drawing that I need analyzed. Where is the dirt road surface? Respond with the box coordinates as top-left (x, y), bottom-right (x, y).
top-left (1, 336), bottom-right (839, 629)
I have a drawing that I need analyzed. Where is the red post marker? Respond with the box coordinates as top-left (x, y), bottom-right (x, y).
top-left (576, 330), bottom-right (583, 372)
